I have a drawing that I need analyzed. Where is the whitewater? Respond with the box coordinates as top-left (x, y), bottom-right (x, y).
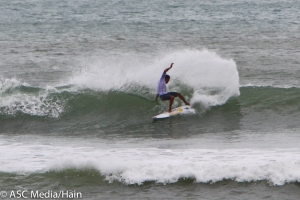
top-left (1, 134), bottom-right (300, 187)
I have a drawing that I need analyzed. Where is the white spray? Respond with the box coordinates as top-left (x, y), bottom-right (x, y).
top-left (69, 49), bottom-right (240, 108)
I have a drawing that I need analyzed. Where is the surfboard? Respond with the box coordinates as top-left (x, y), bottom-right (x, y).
top-left (153, 105), bottom-right (195, 119)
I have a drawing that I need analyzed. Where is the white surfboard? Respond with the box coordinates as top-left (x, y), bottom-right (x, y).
top-left (153, 105), bottom-right (195, 119)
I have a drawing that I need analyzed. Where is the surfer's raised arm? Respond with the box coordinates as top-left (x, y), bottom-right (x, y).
top-left (164, 63), bottom-right (174, 73)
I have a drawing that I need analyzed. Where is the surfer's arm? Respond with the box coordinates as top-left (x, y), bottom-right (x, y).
top-left (164, 63), bottom-right (174, 73)
top-left (155, 94), bottom-right (159, 101)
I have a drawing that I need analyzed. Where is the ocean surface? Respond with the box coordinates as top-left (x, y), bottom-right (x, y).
top-left (1, 0), bottom-right (300, 199)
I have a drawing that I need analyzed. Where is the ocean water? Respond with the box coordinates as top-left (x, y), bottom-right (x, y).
top-left (1, 0), bottom-right (300, 199)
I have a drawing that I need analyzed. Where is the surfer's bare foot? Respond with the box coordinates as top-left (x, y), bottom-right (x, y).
top-left (185, 102), bottom-right (190, 106)
top-left (168, 109), bottom-right (172, 113)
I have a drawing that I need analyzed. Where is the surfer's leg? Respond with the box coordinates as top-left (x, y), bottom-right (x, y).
top-left (177, 93), bottom-right (190, 106)
top-left (169, 95), bottom-right (174, 112)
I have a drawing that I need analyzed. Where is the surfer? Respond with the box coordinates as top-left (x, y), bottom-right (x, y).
top-left (155, 63), bottom-right (190, 112)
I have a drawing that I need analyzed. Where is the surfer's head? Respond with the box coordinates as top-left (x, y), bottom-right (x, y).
top-left (165, 75), bottom-right (170, 84)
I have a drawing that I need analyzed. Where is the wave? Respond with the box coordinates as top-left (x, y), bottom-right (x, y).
top-left (1, 147), bottom-right (299, 186)
top-left (0, 79), bottom-right (299, 136)
top-left (0, 49), bottom-right (239, 118)
top-left (239, 86), bottom-right (300, 110)
top-left (1, 50), bottom-right (300, 131)
top-left (1, 82), bottom-right (300, 119)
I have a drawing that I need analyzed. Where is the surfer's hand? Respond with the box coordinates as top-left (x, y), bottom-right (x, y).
top-left (164, 64), bottom-right (174, 73)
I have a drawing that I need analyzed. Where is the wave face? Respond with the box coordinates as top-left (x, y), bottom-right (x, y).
top-left (2, 77), bottom-right (300, 134)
